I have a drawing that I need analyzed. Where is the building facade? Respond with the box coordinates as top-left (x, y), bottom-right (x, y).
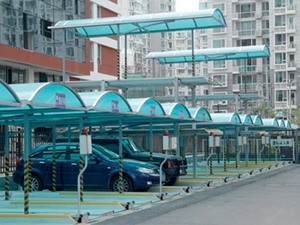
top-left (197, 0), bottom-right (299, 118)
top-left (0, 0), bottom-right (119, 83)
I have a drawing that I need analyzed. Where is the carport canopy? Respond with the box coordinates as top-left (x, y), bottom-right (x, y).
top-left (49, 9), bottom-right (226, 37)
top-left (146, 45), bottom-right (270, 64)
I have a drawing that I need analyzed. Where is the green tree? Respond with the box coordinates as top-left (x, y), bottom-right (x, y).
top-left (250, 101), bottom-right (275, 118)
top-left (291, 108), bottom-right (300, 126)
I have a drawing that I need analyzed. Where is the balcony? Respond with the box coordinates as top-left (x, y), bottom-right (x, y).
top-left (274, 64), bottom-right (287, 70)
top-left (232, 83), bottom-right (258, 92)
top-left (274, 26), bottom-right (286, 33)
top-left (274, 45), bottom-right (286, 51)
top-left (287, 24), bottom-right (296, 33)
top-left (275, 102), bottom-right (288, 109)
top-left (274, 7), bottom-right (286, 14)
top-left (287, 61), bottom-right (297, 70)
top-left (287, 4), bottom-right (296, 13)
top-left (287, 43), bottom-right (296, 52)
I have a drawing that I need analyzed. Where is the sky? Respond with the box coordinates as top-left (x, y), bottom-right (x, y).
top-left (176, 0), bottom-right (199, 12)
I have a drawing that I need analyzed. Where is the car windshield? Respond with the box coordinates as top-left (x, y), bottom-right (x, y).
top-left (123, 139), bottom-right (146, 153)
top-left (92, 144), bottom-right (119, 159)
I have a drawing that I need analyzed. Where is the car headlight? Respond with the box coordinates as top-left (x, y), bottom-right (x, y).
top-left (137, 168), bottom-right (156, 174)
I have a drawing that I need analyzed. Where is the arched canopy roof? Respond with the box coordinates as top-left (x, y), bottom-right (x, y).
top-left (262, 118), bottom-right (279, 127)
top-left (188, 107), bottom-right (211, 121)
top-left (285, 120), bottom-right (291, 128)
top-left (146, 45), bottom-right (270, 64)
top-left (239, 114), bottom-right (253, 125)
top-left (210, 113), bottom-right (242, 124)
top-left (79, 91), bottom-right (132, 112)
top-left (127, 98), bottom-right (165, 116)
top-left (250, 115), bottom-right (263, 125)
top-left (0, 79), bottom-right (21, 107)
top-left (10, 83), bottom-right (86, 110)
top-left (50, 9), bottom-right (226, 37)
top-left (161, 103), bottom-right (191, 119)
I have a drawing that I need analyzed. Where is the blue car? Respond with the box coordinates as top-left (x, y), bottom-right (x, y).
top-left (13, 143), bottom-right (163, 192)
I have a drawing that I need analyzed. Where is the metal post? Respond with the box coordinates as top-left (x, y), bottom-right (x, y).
top-left (23, 115), bottom-right (30, 214)
top-left (149, 122), bottom-right (153, 164)
top-left (235, 128), bottom-right (239, 169)
top-left (255, 135), bottom-right (259, 164)
top-left (78, 120), bottom-right (84, 202)
top-left (191, 86), bottom-right (196, 107)
top-left (51, 126), bottom-right (57, 192)
top-left (192, 135), bottom-right (197, 178)
top-left (118, 120), bottom-right (123, 193)
top-left (174, 124), bottom-right (180, 157)
top-left (245, 136), bottom-right (249, 167)
top-left (117, 25), bottom-right (120, 80)
top-left (295, 130), bottom-right (299, 163)
top-left (77, 155), bottom-right (88, 216)
top-left (174, 77), bottom-right (179, 103)
top-left (223, 131), bottom-right (226, 172)
top-left (62, 30), bottom-right (66, 82)
top-left (124, 35), bottom-right (127, 80)
top-left (4, 123), bottom-right (10, 200)
top-left (191, 29), bottom-right (195, 78)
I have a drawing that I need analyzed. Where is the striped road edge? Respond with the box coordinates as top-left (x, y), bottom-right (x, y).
top-left (0, 214), bottom-right (77, 223)
top-left (59, 192), bottom-right (157, 197)
top-left (10, 201), bottom-right (124, 207)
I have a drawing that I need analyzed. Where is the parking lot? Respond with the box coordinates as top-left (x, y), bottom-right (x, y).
top-left (0, 159), bottom-right (291, 224)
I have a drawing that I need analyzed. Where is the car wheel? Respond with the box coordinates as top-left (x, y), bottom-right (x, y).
top-left (165, 177), bottom-right (178, 186)
top-left (22, 174), bottom-right (43, 191)
top-left (111, 176), bottom-right (133, 192)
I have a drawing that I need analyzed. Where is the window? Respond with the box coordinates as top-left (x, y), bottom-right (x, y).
top-left (213, 61), bottom-right (226, 69)
top-left (275, 53), bottom-right (286, 64)
top-left (262, 20), bottom-right (270, 35)
top-left (161, 41), bottom-right (165, 48)
top-left (97, 44), bottom-right (101, 64)
top-left (262, 38), bottom-right (270, 46)
top-left (236, 21), bottom-right (256, 36)
top-left (262, 1), bottom-right (269, 16)
top-left (236, 39), bottom-right (256, 47)
top-left (199, 2), bottom-right (207, 10)
top-left (275, 15), bottom-right (286, 26)
top-left (40, 19), bottom-right (52, 38)
top-left (212, 39), bottom-right (225, 48)
top-left (212, 3), bottom-right (225, 13)
top-left (275, 71), bottom-right (286, 83)
top-left (275, 34), bottom-right (286, 45)
top-left (212, 74), bottom-right (227, 87)
top-left (203, 68), bottom-right (208, 75)
top-left (212, 27), bottom-right (225, 33)
top-left (276, 90), bottom-right (287, 102)
top-left (275, 0), bottom-right (286, 7)
top-left (90, 42), bottom-right (94, 62)
top-left (236, 3), bottom-right (256, 18)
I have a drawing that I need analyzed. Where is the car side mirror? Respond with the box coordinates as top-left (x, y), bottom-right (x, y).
top-left (90, 157), bottom-right (101, 164)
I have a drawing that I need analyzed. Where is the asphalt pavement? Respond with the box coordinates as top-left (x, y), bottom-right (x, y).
top-left (93, 164), bottom-right (300, 225)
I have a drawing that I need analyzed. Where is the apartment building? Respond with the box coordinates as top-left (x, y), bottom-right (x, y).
top-left (0, 0), bottom-right (119, 83)
top-left (197, 0), bottom-right (299, 118)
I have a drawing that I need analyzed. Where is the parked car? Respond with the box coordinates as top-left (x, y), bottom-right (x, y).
top-left (58, 136), bottom-right (187, 185)
top-left (13, 143), bottom-right (163, 192)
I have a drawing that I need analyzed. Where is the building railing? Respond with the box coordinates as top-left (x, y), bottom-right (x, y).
top-left (232, 83), bottom-right (258, 92)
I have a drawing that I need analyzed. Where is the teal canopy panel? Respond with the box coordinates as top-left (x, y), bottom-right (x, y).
top-left (161, 103), bottom-right (191, 119)
top-left (146, 45), bottom-right (270, 64)
top-left (10, 83), bottom-right (86, 110)
top-left (188, 107), bottom-right (211, 121)
top-left (239, 114), bottom-right (253, 125)
top-left (127, 98), bottom-right (165, 116)
top-left (0, 80), bottom-right (21, 107)
top-left (211, 113), bottom-right (241, 124)
top-left (50, 9), bottom-right (226, 37)
top-left (279, 119), bottom-right (285, 127)
top-left (251, 115), bottom-right (263, 125)
top-left (262, 118), bottom-right (279, 127)
top-left (79, 91), bottom-right (132, 112)
top-left (284, 120), bottom-right (291, 128)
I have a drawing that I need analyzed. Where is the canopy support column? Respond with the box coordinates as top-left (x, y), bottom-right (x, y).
top-left (23, 115), bottom-right (31, 214)
top-left (192, 134), bottom-right (198, 178)
top-left (51, 126), bottom-right (57, 192)
top-left (124, 35), bottom-right (128, 80)
top-left (295, 130), bottom-right (298, 163)
top-left (191, 86), bottom-right (196, 107)
top-left (117, 24), bottom-right (120, 80)
top-left (174, 77), bottom-right (179, 103)
top-left (4, 122), bottom-right (10, 200)
top-left (174, 124), bottom-right (180, 157)
top-left (223, 130), bottom-right (227, 172)
top-left (149, 122), bottom-right (153, 164)
top-left (118, 120), bottom-right (123, 193)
